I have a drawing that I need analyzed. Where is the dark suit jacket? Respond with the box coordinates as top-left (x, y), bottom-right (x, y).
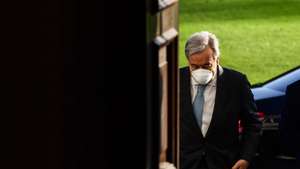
top-left (180, 66), bottom-right (262, 169)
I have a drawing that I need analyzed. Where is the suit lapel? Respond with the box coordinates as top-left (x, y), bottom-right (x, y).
top-left (181, 68), bottom-right (204, 138)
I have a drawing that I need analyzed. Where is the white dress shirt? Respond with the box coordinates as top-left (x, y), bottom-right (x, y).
top-left (191, 66), bottom-right (223, 137)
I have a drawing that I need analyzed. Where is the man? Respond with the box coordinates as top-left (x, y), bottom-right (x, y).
top-left (180, 31), bottom-right (262, 169)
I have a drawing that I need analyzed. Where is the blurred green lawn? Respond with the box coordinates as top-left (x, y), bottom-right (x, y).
top-left (179, 0), bottom-right (300, 84)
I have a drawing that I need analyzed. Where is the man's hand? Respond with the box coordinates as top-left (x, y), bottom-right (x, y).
top-left (232, 159), bottom-right (249, 169)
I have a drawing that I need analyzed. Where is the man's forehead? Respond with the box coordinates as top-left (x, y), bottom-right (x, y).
top-left (189, 51), bottom-right (214, 63)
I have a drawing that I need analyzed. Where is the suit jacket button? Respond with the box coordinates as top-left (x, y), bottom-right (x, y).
top-left (202, 151), bottom-right (206, 156)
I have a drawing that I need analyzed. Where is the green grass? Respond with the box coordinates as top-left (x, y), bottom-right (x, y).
top-left (179, 0), bottom-right (300, 84)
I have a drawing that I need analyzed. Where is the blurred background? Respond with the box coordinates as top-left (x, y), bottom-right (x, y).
top-left (179, 0), bottom-right (300, 84)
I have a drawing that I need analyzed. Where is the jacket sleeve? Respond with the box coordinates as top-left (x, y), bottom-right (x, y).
top-left (239, 74), bottom-right (263, 163)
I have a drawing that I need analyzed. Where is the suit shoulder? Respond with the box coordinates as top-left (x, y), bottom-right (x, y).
top-left (221, 67), bottom-right (251, 87)
top-left (222, 67), bottom-right (246, 79)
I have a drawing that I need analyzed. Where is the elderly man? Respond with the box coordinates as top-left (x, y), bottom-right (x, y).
top-left (180, 31), bottom-right (262, 169)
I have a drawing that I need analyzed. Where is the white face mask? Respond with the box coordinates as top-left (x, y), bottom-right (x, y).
top-left (191, 68), bottom-right (214, 85)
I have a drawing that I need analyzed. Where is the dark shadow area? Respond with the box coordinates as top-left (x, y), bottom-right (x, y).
top-left (2, 0), bottom-right (151, 169)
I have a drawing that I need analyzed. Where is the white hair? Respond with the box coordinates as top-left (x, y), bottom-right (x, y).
top-left (185, 31), bottom-right (220, 58)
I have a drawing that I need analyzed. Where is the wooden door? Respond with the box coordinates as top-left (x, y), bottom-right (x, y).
top-left (146, 0), bottom-right (179, 168)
